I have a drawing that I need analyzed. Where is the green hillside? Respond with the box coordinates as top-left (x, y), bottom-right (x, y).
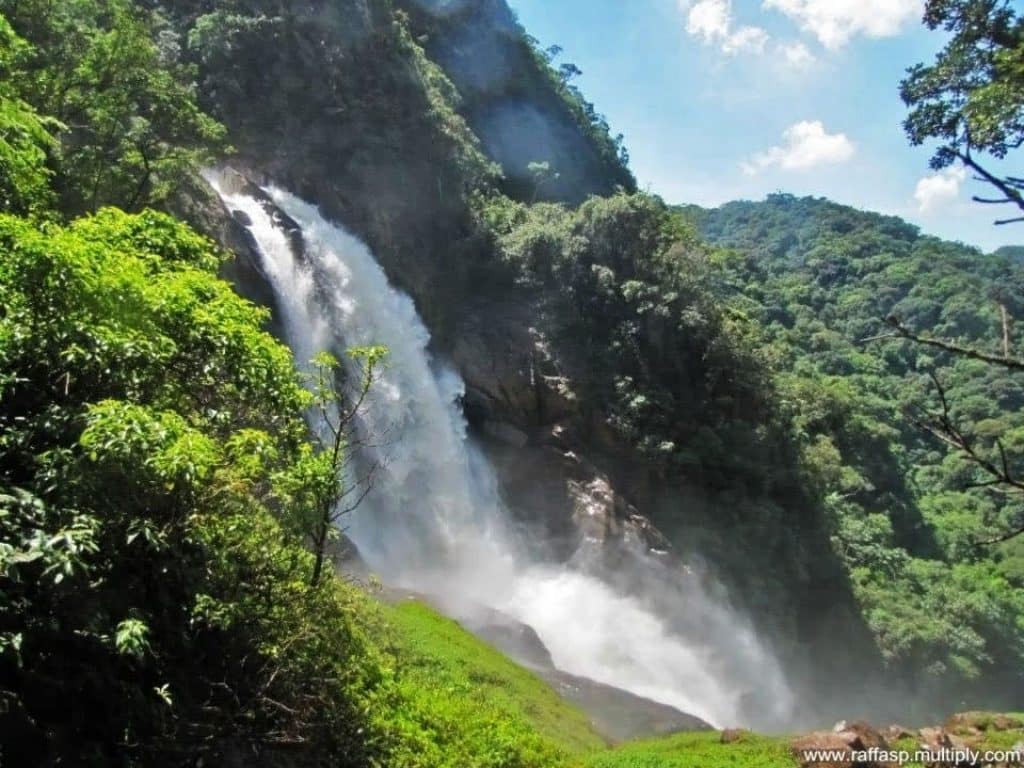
top-left (690, 194), bottom-right (1024, 707)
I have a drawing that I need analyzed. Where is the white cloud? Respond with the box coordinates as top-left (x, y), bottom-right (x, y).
top-left (914, 166), bottom-right (968, 213)
top-left (779, 40), bottom-right (815, 67)
top-left (741, 120), bottom-right (855, 174)
top-left (686, 0), bottom-right (730, 41)
top-left (683, 0), bottom-right (771, 55)
top-left (762, 0), bottom-right (924, 49)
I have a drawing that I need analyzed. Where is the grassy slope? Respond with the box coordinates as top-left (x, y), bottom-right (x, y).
top-left (372, 599), bottom-right (795, 768)
top-left (581, 732), bottom-right (796, 768)
top-left (375, 598), bottom-right (607, 765)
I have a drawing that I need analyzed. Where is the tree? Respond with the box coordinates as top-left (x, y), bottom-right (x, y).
top-left (891, 0), bottom-right (1024, 545)
top-left (277, 348), bottom-right (387, 587)
top-left (1, 0), bottom-right (226, 214)
top-left (558, 62), bottom-right (582, 83)
top-left (0, 207), bottom-right (328, 759)
top-left (526, 160), bottom-right (559, 202)
top-left (879, 317), bottom-right (1024, 543)
top-left (0, 17), bottom-right (57, 215)
top-left (901, 0), bottom-right (1024, 225)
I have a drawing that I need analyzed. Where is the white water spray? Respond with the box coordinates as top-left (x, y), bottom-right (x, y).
top-left (209, 173), bottom-right (796, 729)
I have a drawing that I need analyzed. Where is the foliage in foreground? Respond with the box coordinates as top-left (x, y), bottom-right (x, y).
top-left (0, 206), bottom-right (365, 763)
top-left (902, 0), bottom-right (1024, 226)
top-left (0, 201), bottom-right (599, 765)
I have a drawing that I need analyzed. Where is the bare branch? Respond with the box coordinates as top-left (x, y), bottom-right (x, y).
top-left (956, 151), bottom-right (1024, 224)
top-left (883, 316), bottom-right (1024, 371)
top-left (909, 373), bottom-right (1024, 546)
top-left (328, 460), bottom-right (380, 524)
top-left (975, 524), bottom-right (1024, 546)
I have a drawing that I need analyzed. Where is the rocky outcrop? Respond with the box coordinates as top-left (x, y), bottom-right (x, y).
top-left (165, 173), bottom-right (281, 332)
top-left (543, 670), bottom-right (710, 744)
top-left (210, 168), bottom-right (306, 265)
top-left (789, 714), bottom-right (1024, 768)
top-left (452, 297), bottom-right (579, 431)
top-left (450, 294), bottom-right (675, 563)
top-left (791, 722), bottom-right (891, 768)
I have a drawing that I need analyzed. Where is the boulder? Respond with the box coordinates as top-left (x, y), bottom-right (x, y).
top-left (791, 731), bottom-right (860, 767)
top-left (792, 724), bottom-right (892, 768)
top-left (845, 722), bottom-right (889, 751)
top-left (916, 727), bottom-right (978, 767)
top-left (918, 726), bottom-right (953, 751)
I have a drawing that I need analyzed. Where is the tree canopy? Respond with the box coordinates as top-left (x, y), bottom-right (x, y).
top-left (902, 0), bottom-right (1024, 224)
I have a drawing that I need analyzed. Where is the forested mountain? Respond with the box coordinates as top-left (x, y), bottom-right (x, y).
top-left (692, 195), bottom-right (1024, 703)
top-left (0, 0), bottom-right (1023, 765)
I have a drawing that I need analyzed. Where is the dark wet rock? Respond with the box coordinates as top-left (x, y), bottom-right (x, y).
top-left (542, 668), bottom-right (710, 744)
top-left (213, 168), bottom-right (306, 264)
top-left (163, 172), bottom-right (282, 334)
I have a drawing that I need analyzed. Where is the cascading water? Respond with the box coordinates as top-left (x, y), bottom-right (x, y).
top-left (208, 171), bottom-right (797, 730)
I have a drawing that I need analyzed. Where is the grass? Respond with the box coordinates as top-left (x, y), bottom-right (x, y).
top-left (580, 730), bottom-right (796, 768)
top-left (375, 598), bottom-right (607, 766)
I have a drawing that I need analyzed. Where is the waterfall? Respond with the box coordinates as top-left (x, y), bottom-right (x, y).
top-left (208, 173), bottom-right (797, 730)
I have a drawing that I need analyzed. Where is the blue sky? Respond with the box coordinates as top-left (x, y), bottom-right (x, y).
top-left (508, 0), bottom-right (1022, 253)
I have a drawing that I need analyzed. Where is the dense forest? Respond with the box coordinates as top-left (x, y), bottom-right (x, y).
top-left (694, 196), bottom-right (1024, 700)
top-left (0, 0), bottom-right (1023, 765)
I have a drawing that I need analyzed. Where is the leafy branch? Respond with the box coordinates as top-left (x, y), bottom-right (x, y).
top-left (303, 347), bottom-right (388, 587)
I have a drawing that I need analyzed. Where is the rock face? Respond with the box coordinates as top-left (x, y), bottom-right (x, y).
top-left (452, 297), bottom-right (579, 431)
top-left (450, 294), bottom-right (675, 564)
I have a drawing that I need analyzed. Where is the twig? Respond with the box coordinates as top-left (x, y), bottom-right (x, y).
top-left (884, 316), bottom-right (1024, 371)
top-left (911, 373), bottom-right (1024, 545)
